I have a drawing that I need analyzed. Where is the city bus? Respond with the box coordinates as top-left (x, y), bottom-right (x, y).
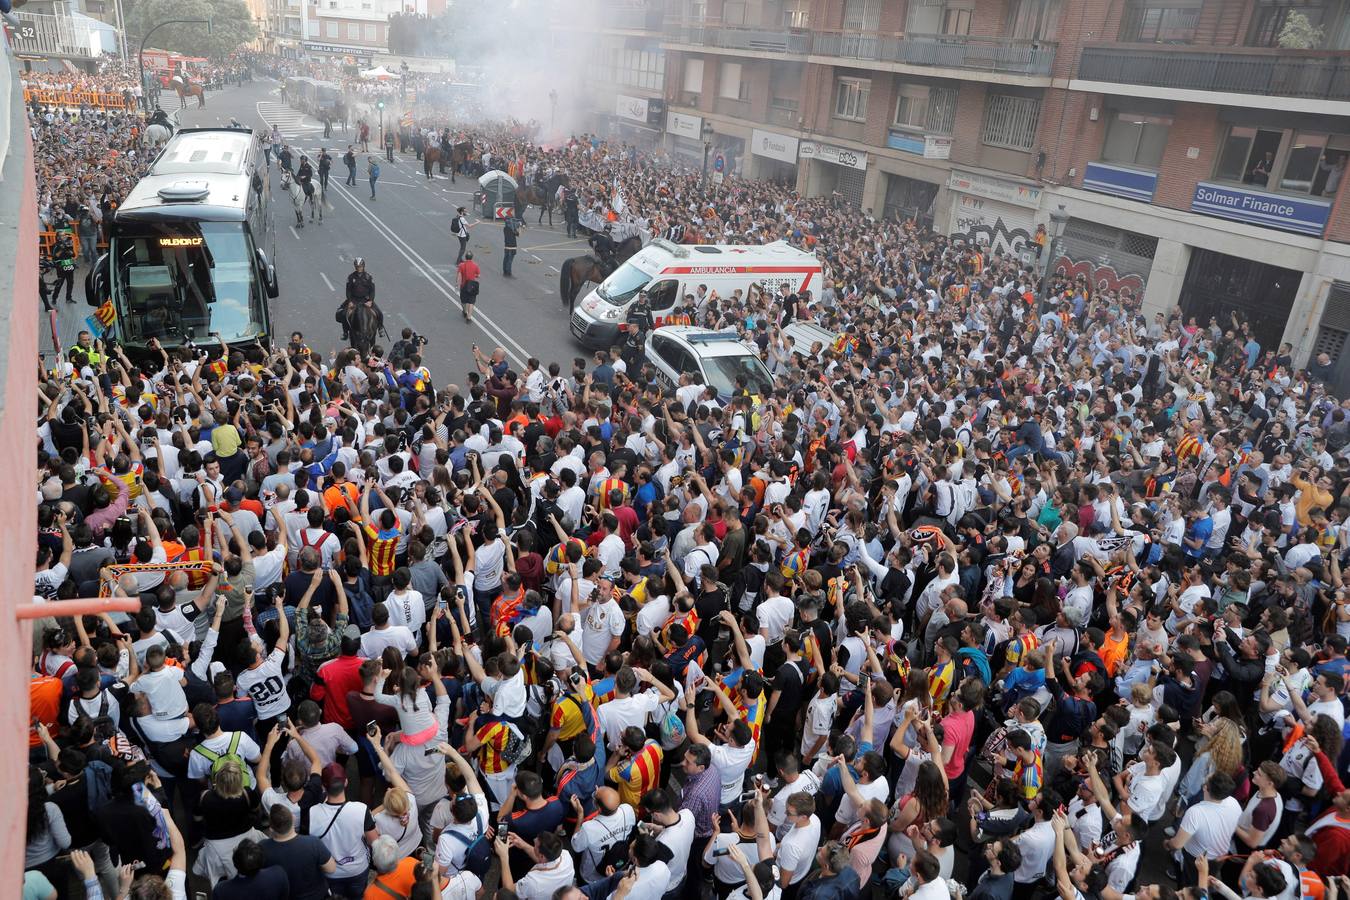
top-left (84, 127), bottom-right (279, 362)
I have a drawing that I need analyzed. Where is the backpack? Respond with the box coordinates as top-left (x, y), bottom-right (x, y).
top-left (85, 759), bottom-right (115, 812)
top-left (442, 817), bottom-right (492, 878)
top-left (192, 732), bottom-right (254, 788)
top-left (499, 721), bottom-right (532, 767)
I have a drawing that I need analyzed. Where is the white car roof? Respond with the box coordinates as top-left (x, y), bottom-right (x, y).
top-left (656, 326), bottom-right (759, 358)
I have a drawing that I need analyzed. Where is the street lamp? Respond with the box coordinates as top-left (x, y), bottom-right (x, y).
top-left (377, 99), bottom-right (384, 150)
top-left (700, 120), bottom-right (714, 183)
top-left (548, 89), bottom-right (558, 130)
top-left (138, 17), bottom-right (212, 111)
top-left (1037, 203), bottom-right (1070, 316)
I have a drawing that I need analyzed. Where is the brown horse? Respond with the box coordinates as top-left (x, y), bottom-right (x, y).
top-left (170, 76), bottom-right (205, 109)
top-left (557, 235), bottom-right (642, 308)
top-left (449, 141), bottom-right (474, 182)
top-left (423, 145), bottom-right (440, 179)
top-left (558, 255), bottom-right (612, 310)
top-left (513, 173), bottom-right (568, 226)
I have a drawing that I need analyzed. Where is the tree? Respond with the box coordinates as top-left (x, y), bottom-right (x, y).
top-left (1277, 11), bottom-right (1325, 49)
top-left (127, 0), bottom-right (256, 61)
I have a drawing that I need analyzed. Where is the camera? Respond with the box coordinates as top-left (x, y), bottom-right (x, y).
top-left (412, 333), bottom-right (428, 348)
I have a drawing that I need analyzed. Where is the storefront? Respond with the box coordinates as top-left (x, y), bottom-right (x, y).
top-left (800, 141), bottom-right (868, 206)
top-left (882, 172), bottom-right (940, 228)
top-left (946, 169), bottom-right (1042, 255)
top-left (749, 128), bottom-right (799, 184)
top-left (665, 110), bottom-right (704, 166)
top-left (608, 93), bottom-right (663, 148)
top-left (1179, 249), bottom-right (1302, 352)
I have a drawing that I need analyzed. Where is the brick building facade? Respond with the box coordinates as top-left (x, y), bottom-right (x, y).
top-left (559, 0), bottom-right (1350, 386)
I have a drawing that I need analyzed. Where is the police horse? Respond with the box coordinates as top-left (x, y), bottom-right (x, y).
top-left (557, 234), bottom-right (642, 309)
top-left (280, 169), bottom-right (325, 227)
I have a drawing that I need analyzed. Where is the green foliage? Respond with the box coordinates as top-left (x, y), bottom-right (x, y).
top-left (128, 0), bottom-right (257, 61)
top-left (1277, 11), bottom-right (1325, 50)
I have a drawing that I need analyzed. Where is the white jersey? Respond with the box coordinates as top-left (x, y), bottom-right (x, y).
top-left (236, 648), bottom-right (291, 719)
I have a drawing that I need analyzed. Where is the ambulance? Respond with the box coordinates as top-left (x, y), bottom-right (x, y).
top-left (569, 238), bottom-right (822, 348)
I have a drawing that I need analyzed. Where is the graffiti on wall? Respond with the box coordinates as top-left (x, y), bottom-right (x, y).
top-left (1052, 255), bottom-right (1147, 301)
top-left (948, 197), bottom-right (1034, 256)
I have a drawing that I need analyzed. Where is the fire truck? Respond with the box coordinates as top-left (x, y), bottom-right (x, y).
top-left (142, 49), bottom-right (208, 87)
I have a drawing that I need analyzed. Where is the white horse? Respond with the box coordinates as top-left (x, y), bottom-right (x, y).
top-left (280, 170), bottom-right (324, 227)
top-left (143, 122), bottom-right (172, 148)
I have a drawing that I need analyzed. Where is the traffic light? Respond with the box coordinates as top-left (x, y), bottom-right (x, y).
top-left (377, 100), bottom-right (384, 109)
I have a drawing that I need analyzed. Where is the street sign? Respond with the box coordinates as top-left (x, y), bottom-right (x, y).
top-left (713, 152), bottom-right (726, 174)
top-left (493, 205), bottom-right (514, 219)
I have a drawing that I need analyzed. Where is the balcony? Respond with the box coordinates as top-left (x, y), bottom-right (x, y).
top-left (1078, 45), bottom-right (1350, 102)
top-left (6, 12), bottom-right (105, 59)
top-left (605, 6), bottom-right (665, 30)
top-left (663, 21), bottom-right (810, 55)
top-left (811, 31), bottom-right (1056, 76)
top-left (767, 104), bottom-right (799, 127)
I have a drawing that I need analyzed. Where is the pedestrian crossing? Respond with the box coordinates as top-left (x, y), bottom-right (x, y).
top-left (256, 101), bottom-right (324, 136)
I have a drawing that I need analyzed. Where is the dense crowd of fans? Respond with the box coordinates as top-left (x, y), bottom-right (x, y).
top-left (25, 58), bottom-right (1350, 900)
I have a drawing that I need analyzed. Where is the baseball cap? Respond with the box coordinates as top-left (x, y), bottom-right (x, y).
top-left (342, 624), bottom-right (361, 641)
top-left (321, 761), bottom-right (348, 788)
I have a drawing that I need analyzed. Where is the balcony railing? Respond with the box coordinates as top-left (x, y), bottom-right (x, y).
top-left (767, 105), bottom-right (799, 127)
top-left (7, 12), bottom-right (101, 58)
top-left (663, 21), bottom-right (810, 54)
top-left (811, 30), bottom-right (1056, 76)
top-left (605, 6), bottom-right (665, 30)
top-left (1079, 45), bottom-right (1350, 101)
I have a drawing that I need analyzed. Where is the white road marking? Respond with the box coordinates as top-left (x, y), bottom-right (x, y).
top-left (548, 266), bottom-right (560, 273)
top-left (289, 225), bottom-right (301, 240)
top-left (320, 272), bottom-right (335, 292)
top-left (321, 178), bottom-right (532, 367)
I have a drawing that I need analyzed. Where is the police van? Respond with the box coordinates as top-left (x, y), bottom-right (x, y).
top-left (569, 238), bottom-right (822, 348)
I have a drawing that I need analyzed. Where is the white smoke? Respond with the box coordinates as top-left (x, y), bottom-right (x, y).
top-left (439, 0), bottom-right (613, 142)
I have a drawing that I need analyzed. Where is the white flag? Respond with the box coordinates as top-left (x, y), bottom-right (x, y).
top-left (611, 177), bottom-right (627, 217)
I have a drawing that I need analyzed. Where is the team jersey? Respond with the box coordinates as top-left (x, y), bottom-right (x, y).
top-left (607, 741), bottom-right (663, 807)
top-left (549, 686), bottom-right (600, 744)
top-left (1012, 755), bottom-right (1044, 799)
top-left (365, 523), bottom-right (401, 577)
top-left (236, 649), bottom-right (291, 719)
top-left (474, 718), bottom-right (515, 774)
top-left (928, 658), bottom-right (955, 714)
top-left (1005, 632), bottom-right (1041, 668)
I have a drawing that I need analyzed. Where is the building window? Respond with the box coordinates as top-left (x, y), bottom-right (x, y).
top-left (723, 0), bottom-right (746, 25)
top-left (1281, 132), bottom-right (1330, 193)
top-left (324, 19), bottom-right (337, 36)
top-left (347, 21), bottom-right (358, 38)
top-left (943, 5), bottom-right (973, 34)
top-left (1248, 0), bottom-right (1330, 48)
top-left (1215, 125), bottom-right (1285, 185)
top-left (719, 61), bottom-right (747, 100)
top-left (682, 58), bottom-right (704, 94)
top-left (842, 0), bottom-right (880, 32)
top-left (834, 77), bottom-right (870, 121)
top-left (1007, 0), bottom-right (1061, 40)
top-left (1101, 111), bottom-right (1172, 168)
top-left (981, 93), bottom-right (1040, 151)
top-left (781, 0), bottom-right (809, 28)
top-left (1121, 1), bottom-right (1201, 43)
top-left (614, 48), bottom-right (666, 91)
top-left (892, 84), bottom-right (957, 135)
top-left (363, 22), bottom-right (376, 40)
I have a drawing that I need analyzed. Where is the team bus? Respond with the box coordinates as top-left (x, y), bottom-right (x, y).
top-left (85, 127), bottom-right (279, 361)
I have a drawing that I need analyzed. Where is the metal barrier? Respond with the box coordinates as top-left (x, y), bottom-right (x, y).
top-left (36, 230), bottom-right (106, 259)
top-left (22, 88), bottom-right (129, 109)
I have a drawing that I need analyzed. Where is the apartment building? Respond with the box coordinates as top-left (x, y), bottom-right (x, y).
top-left (561, 0), bottom-right (1350, 385)
top-left (264, 0), bottom-right (442, 59)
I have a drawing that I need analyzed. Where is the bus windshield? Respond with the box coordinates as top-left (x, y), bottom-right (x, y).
top-left (110, 221), bottom-right (265, 347)
top-left (597, 259), bottom-right (656, 306)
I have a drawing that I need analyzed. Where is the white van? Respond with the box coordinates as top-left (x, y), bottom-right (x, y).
top-left (569, 238), bottom-right (822, 348)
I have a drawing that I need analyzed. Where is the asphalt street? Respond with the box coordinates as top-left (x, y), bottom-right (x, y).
top-left (51, 78), bottom-right (596, 376)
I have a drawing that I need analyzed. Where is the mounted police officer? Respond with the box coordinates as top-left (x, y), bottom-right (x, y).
top-left (590, 223), bottom-right (616, 266)
top-left (338, 258), bottom-right (381, 341)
